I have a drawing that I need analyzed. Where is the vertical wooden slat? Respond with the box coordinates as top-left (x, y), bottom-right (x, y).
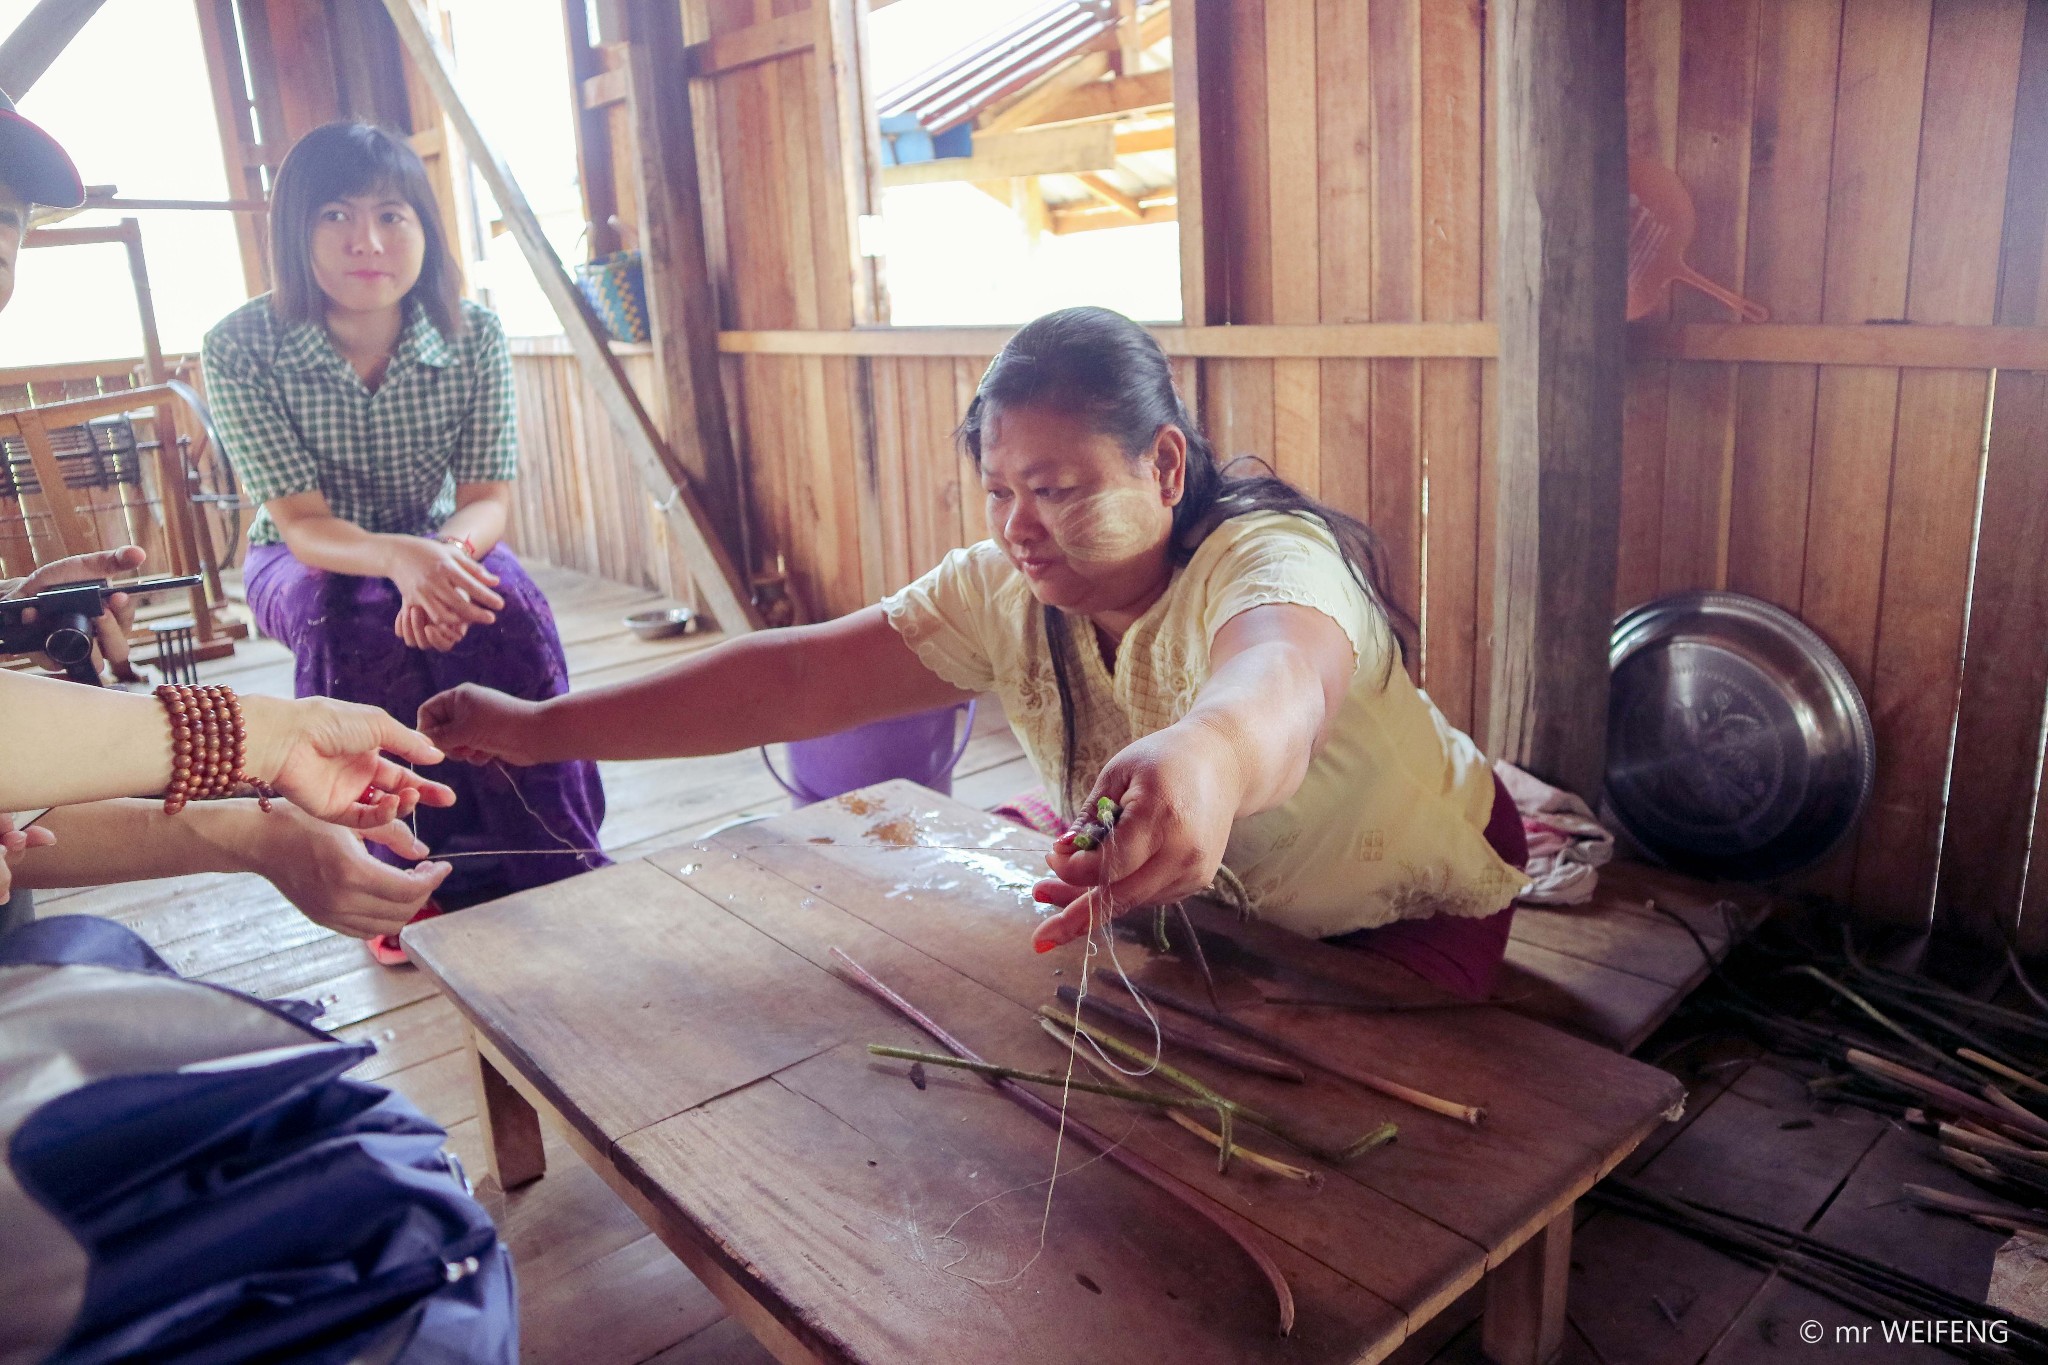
top-left (1417, 0), bottom-right (1485, 730)
top-left (1173, 0), bottom-right (1225, 326)
top-left (1267, 0), bottom-right (1321, 496)
top-left (1221, 0), bottom-right (1272, 324)
top-left (1802, 0), bottom-right (1932, 685)
top-left (1796, 0), bottom-right (1933, 899)
top-left (1935, 0), bottom-right (2048, 956)
top-left (1369, 0), bottom-right (1424, 659)
top-left (1615, 0), bottom-right (1684, 613)
top-left (1655, 0), bottom-right (1760, 597)
top-left (1314, 0), bottom-right (1373, 535)
top-left (1726, 0), bottom-right (1843, 613)
top-left (1855, 0), bottom-right (2027, 931)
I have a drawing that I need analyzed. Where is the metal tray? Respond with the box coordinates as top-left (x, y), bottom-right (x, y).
top-left (1605, 591), bottom-right (1874, 881)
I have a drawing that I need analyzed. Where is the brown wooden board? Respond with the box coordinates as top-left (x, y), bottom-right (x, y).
top-left (402, 858), bottom-right (881, 1151)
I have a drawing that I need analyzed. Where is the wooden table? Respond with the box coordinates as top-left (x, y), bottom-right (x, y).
top-left (406, 781), bottom-right (1684, 1365)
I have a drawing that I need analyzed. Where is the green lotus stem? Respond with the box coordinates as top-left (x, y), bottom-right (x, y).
top-left (865, 1044), bottom-right (1223, 1118)
top-left (1041, 1004), bottom-right (1396, 1164)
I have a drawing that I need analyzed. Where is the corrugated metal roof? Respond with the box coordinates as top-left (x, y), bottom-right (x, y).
top-left (876, 0), bottom-right (1118, 136)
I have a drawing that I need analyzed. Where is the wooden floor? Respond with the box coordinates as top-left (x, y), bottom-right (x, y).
top-left (37, 562), bottom-right (2011, 1365)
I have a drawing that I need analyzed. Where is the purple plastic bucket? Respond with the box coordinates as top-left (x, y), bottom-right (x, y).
top-left (762, 700), bottom-right (977, 807)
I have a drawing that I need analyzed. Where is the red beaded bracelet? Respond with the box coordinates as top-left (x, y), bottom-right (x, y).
top-left (155, 683), bottom-right (279, 814)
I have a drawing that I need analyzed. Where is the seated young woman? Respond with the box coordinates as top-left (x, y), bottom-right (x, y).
top-left (419, 308), bottom-right (1528, 1000)
top-left (202, 122), bottom-right (605, 961)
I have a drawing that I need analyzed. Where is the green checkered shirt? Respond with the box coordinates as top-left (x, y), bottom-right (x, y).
top-left (202, 295), bottom-right (519, 546)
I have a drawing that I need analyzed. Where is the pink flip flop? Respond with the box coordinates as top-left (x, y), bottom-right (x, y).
top-left (368, 900), bottom-right (448, 968)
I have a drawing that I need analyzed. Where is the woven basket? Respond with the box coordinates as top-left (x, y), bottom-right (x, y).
top-left (575, 250), bottom-right (650, 343)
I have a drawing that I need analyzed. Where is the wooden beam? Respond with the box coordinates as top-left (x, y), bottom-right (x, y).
top-left (0, 0), bottom-right (106, 98)
top-left (1114, 123), bottom-right (1174, 155)
top-left (563, 0), bottom-right (621, 258)
top-left (1029, 68), bottom-right (1175, 126)
top-left (880, 123), bottom-right (1116, 187)
top-left (1173, 0), bottom-right (1222, 326)
top-left (716, 322), bottom-right (1500, 358)
top-left (381, 0), bottom-right (761, 633)
top-left (1112, 0), bottom-right (1140, 74)
top-left (1633, 322), bottom-right (2048, 370)
top-left (982, 50), bottom-right (1112, 133)
top-left (580, 66), bottom-right (629, 110)
top-left (1487, 0), bottom-right (1628, 801)
top-left (191, 0), bottom-right (270, 295)
top-left (621, 0), bottom-right (747, 575)
top-left (682, 8), bottom-right (812, 78)
top-left (1052, 199), bottom-right (1172, 234)
top-left (1074, 172), bottom-right (1143, 220)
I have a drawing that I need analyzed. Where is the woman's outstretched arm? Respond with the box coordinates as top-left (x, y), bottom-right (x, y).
top-left (0, 670), bottom-right (454, 823)
top-left (420, 606), bottom-right (973, 765)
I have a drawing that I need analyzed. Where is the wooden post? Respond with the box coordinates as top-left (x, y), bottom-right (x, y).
top-left (382, 0), bottom-right (761, 633)
top-left (0, 0), bottom-right (107, 97)
top-left (1486, 0), bottom-right (1628, 802)
top-left (620, 0), bottom-right (746, 572)
top-left (563, 0), bottom-right (622, 259)
top-left (191, 0), bottom-right (272, 296)
top-left (472, 1039), bottom-right (547, 1189)
top-left (1481, 1208), bottom-right (1573, 1365)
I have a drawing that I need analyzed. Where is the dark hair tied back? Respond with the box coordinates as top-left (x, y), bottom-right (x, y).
top-left (266, 121), bottom-right (464, 340)
top-left (957, 306), bottom-right (1414, 812)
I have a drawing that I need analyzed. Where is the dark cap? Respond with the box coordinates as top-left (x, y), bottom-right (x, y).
top-left (0, 88), bottom-right (82, 209)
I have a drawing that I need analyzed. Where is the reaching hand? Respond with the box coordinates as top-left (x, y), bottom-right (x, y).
top-left (253, 806), bottom-right (452, 939)
top-left (416, 683), bottom-right (547, 766)
top-left (1029, 722), bottom-right (1242, 953)
top-left (386, 538), bottom-right (504, 633)
top-left (0, 809), bottom-right (56, 904)
top-left (244, 694), bottom-right (459, 827)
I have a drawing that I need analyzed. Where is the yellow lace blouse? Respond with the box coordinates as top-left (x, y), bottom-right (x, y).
top-left (881, 512), bottom-right (1526, 938)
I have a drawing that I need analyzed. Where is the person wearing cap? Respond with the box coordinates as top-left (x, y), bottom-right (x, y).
top-left (0, 93), bottom-right (456, 943)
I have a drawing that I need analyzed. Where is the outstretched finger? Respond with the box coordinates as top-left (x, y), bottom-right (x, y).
top-left (365, 755), bottom-right (456, 807)
top-left (367, 713), bottom-right (447, 769)
top-left (360, 819), bottom-right (431, 862)
top-left (1031, 889), bottom-right (1101, 953)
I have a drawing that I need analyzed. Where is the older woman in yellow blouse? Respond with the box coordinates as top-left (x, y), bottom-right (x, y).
top-left (421, 308), bottom-right (1527, 997)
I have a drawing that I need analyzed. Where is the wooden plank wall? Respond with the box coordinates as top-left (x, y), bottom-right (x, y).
top-left (506, 341), bottom-right (699, 602)
top-left (1619, 0), bottom-right (2045, 935)
top-left (692, 0), bottom-right (873, 619)
top-left (1192, 0), bottom-right (1493, 738)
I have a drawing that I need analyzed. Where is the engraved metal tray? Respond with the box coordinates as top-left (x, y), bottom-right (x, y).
top-left (1605, 591), bottom-right (1875, 881)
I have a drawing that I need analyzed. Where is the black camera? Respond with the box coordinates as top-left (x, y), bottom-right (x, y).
top-left (0, 575), bottom-right (201, 684)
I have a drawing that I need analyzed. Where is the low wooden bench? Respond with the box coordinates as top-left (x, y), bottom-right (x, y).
top-left (1499, 861), bottom-right (1773, 1052)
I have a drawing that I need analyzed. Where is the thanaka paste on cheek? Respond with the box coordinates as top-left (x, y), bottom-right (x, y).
top-left (1047, 485), bottom-right (1163, 564)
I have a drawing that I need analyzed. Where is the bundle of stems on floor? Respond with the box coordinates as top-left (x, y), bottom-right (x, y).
top-left (1687, 921), bottom-right (2048, 1238)
top-left (1588, 1178), bottom-right (2048, 1365)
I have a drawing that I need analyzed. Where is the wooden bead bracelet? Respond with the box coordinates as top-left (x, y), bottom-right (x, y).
top-left (155, 683), bottom-right (278, 814)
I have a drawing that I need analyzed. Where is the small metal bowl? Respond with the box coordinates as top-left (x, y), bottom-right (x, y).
top-left (624, 606), bottom-right (698, 641)
top-left (1605, 591), bottom-right (1874, 881)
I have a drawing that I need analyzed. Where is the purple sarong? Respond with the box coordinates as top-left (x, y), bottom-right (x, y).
top-left (244, 541), bottom-right (609, 907)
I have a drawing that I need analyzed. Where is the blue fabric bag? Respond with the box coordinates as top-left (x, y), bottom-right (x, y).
top-left (0, 915), bottom-right (516, 1365)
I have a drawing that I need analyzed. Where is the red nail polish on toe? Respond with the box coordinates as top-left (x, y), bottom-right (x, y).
top-left (1035, 939), bottom-right (1055, 954)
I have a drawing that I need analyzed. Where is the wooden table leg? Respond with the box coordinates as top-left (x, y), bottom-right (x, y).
top-left (472, 1040), bottom-right (547, 1189)
top-left (1482, 1206), bottom-right (1572, 1365)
